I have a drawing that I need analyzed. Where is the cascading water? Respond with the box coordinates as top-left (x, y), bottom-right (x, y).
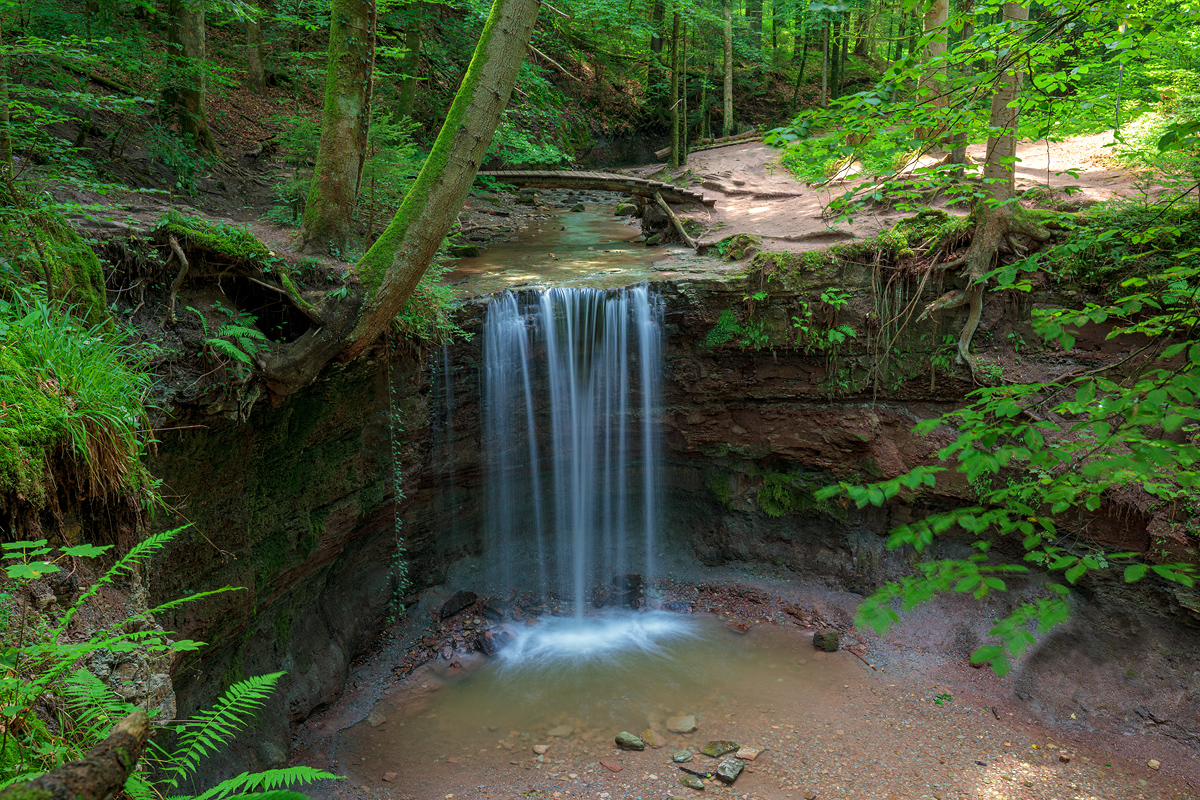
top-left (482, 285), bottom-right (663, 617)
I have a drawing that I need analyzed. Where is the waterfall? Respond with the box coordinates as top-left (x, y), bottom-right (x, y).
top-left (482, 285), bottom-right (663, 616)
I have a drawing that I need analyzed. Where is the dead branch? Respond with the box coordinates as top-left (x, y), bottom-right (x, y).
top-left (166, 235), bottom-right (189, 324)
top-left (0, 712), bottom-right (150, 800)
top-left (653, 192), bottom-right (698, 250)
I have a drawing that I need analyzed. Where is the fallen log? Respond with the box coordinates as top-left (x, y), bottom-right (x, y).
top-left (0, 712), bottom-right (150, 800)
top-left (653, 130), bottom-right (759, 160)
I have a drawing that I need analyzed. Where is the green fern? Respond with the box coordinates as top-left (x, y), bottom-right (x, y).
top-left (63, 669), bottom-right (141, 739)
top-left (187, 767), bottom-right (340, 800)
top-left (161, 672), bottom-right (287, 791)
top-left (206, 337), bottom-right (253, 364)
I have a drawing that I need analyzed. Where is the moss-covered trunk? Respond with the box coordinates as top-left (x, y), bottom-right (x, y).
top-left (338, 0), bottom-right (541, 360)
top-left (299, 0), bottom-right (376, 255)
top-left (165, 0), bottom-right (219, 155)
top-left (261, 0), bottom-right (541, 393)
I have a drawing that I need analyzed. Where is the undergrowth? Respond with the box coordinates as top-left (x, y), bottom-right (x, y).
top-left (0, 288), bottom-right (156, 505)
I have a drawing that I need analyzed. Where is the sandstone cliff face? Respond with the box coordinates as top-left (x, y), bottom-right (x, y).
top-left (148, 272), bottom-right (1200, 779)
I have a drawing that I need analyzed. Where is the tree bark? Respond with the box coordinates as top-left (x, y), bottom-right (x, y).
top-left (920, 0), bottom-right (948, 136)
top-left (722, 0), bottom-right (733, 137)
top-left (244, 13), bottom-right (266, 91)
top-left (648, 0), bottom-right (666, 123)
top-left (820, 20), bottom-right (829, 107)
top-left (669, 11), bottom-right (681, 166)
top-left (0, 713), bottom-right (149, 800)
top-left (299, 0), bottom-right (377, 255)
top-left (397, 14), bottom-right (421, 118)
top-left (746, 0), bottom-right (762, 52)
top-left (165, 0), bottom-right (219, 154)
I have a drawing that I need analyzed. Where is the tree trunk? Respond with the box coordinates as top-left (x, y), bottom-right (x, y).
top-left (723, 0), bottom-right (733, 136)
top-left (669, 11), bottom-right (681, 166)
top-left (920, 0), bottom-right (948, 136)
top-left (791, 30), bottom-right (809, 106)
top-left (947, 0), bottom-right (974, 164)
top-left (746, 0), bottom-right (762, 52)
top-left (338, 0), bottom-right (540, 361)
top-left (299, 0), bottom-right (377, 255)
top-left (244, 13), bottom-right (266, 91)
top-left (397, 15), bottom-right (421, 118)
top-left (649, 0), bottom-right (666, 118)
top-left (926, 1), bottom-right (1044, 378)
top-left (165, 0), bottom-right (219, 154)
top-left (820, 20), bottom-right (829, 107)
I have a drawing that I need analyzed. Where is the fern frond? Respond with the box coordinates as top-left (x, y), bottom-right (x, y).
top-left (51, 526), bottom-right (190, 640)
top-left (125, 773), bottom-right (164, 800)
top-left (191, 766), bottom-right (340, 800)
top-left (63, 668), bottom-right (139, 738)
top-left (222, 792), bottom-right (310, 800)
top-left (163, 672), bottom-right (286, 790)
top-left (206, 338), bottom-right (252, 364)
top-left (215, 324), bottom-right (267, 341)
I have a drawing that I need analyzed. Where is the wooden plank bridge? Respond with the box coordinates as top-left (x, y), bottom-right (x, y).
top-left (476, 170), bottom-right (715, 207)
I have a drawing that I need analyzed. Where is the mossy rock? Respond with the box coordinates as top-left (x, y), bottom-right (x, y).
top-left (715, 233), bottom-right (762, 261)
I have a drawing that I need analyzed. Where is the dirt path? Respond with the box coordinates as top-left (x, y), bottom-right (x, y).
top-left (624, 132), bottom-right (1148, 254)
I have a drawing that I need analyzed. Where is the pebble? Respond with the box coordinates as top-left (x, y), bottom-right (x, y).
top-left (735, 746), bottom-right (761, 760)
top-left (673, 750), bottom-right (694, 762)
top-left (366, 711), bottom-right (386, 727)
top-left (381, 772), bottom-right (396, 782)
top-left (701, 740), bottom-right (739, 757)
top-left (680, 774), bottom-right (705, 790)
top-left (547, 724), bottom-right (574, 737)
top-left (641, 728), bottom-right (667, 748)
top-left (533, 744), bottom-right (549, 755)
top-left (1148, 759), bottom-right (1160, 770)
top-left (599, 760), bottom-right (623, 772)
top-left (715, 757), bottom-right (744, 784)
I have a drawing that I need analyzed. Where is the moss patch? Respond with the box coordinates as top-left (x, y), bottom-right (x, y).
top-left (155, 210), bottom-right (273, 264)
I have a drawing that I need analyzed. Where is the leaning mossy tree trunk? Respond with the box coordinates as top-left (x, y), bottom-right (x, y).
top-left (0, 712), bottom-right (149, 800)
top-left (261, 0), bottom-right (542, 394)
top-left (165, 0), bottom-right (219, 155)
top-left (920, 0), bottom-right (1047, 379)
top-left (299, 0), bottom-right (377, 255)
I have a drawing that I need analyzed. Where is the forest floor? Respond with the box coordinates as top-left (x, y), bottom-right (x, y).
top-left (623, 132), bottom-right (1149, 255)
top-left (290, 567), bottom-right (1198, 800)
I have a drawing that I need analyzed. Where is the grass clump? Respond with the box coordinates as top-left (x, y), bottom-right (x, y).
top-left (0, 289), bottom-right (155, 505)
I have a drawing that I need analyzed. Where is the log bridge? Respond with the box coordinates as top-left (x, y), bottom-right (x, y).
top-left (476, 170), bottom-right (715, 207)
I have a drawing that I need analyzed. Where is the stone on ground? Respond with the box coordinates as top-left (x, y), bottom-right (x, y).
top-left (641, 728), bottom-right (667, 748)
top-left (672, 750), bottom-right (694, 762)
top-left (366, 711), bottom-right (386, 727)
top-left (679, 774), bottom-right (705, 790)
top-left (532, 744), bottom-right (549, 754)
top-left (548, 724), bottom-right (574, 737)
top-left (667, 714), bottom-right (697, 733)
top-left (701, 740), bottom-right (739, 757)
top-left (813, 629), bottom-right (839, 651)
top-left (615, 203), bottom-right (638, 216)
top-left (715, 757), bottom-right (743, 783)
top-left (735, 746), bottom-right (761, 760)
top-left (615, 731), bottom-right (646, 750)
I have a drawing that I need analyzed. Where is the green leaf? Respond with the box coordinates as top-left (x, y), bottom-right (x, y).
top-left (60, 544), bottom-right (113, 559)
top-left (6, 561), bottom-right (60, 580)
top-left (1065, 562), bottom-right (1087, 584)
top-left (1123, 564), bottom-right (1148, 582)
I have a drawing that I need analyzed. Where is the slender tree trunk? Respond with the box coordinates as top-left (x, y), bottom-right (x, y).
top-left (397, 15), bottom-right (421, 118)
top-left (0, 30), bottom-right (11, 176)
top-left (245, 13), bottom-right (266, 91)
top-left (669, 11), bottom-right (681, 166)
top-left (299, 0), bottom-right (377, 255)
top-left (681, 20), bottom-right (688, 161)
top-left (791, 30), bottom-right (809, 106)
top-left (837, 18), bottom-right (848, 94)
top-left (746, 0), bottom-right (762, 52)
top-left (723, 0), bottom-right (733, 136)
top-left (821, 20), bottom-right (829, 107)
top-left (165, 0), bottom-right (219, 154)
top-left (948, 0), bottom-right (974, 164)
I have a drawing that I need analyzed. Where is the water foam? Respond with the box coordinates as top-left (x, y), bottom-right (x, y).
top-left (495, 610), bottom-right (700, 672)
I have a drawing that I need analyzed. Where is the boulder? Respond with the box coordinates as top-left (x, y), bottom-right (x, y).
top-left (615, 203), bottom-right (638, 217)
